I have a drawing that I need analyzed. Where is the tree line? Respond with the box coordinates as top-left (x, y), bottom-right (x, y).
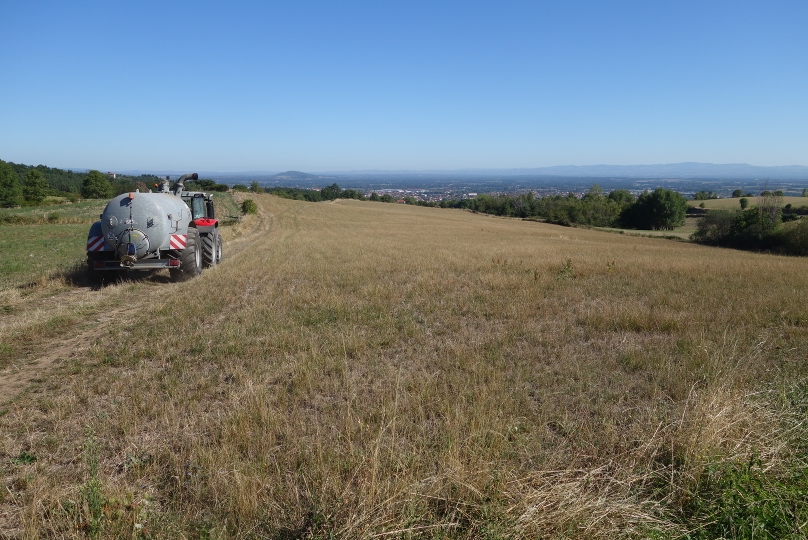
top-left (0, 159), bottom-right (230, 207)
top-left (691, 192), bottom-right (808, 255)
top-left (258, 181), bottom-right (690, 231)
top-left (432, 185), bottom-right (689, 231)
top-left (239, 182), bottom-right (365, 202)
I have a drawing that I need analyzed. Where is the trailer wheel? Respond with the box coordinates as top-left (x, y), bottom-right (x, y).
top-left (201, 230), bottom-right (219, 268)
top-left (86, 255), bottom-right (122, 284)
top-left (170, 228), bottom-right (202, 282)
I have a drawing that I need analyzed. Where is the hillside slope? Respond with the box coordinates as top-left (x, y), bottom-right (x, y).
top-left (1, 195), bottom-right (807, 538)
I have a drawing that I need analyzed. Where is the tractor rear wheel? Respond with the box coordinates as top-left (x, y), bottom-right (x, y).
top-left (170, 228), bottom-right (202, 282)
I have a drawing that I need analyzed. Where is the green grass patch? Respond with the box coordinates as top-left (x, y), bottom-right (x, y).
top-left (0, 223), bottom-right (88, 288)
top-left (678, 456), bottom-right (808, 540)
top-left (0, 199), bottom-right (106, 223)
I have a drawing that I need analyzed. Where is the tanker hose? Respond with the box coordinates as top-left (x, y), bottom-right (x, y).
top-left (172, 173), bottom-right (199, 195)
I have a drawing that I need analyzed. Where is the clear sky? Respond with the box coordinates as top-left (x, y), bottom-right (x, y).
top-left (1, 1), bottom-right (806, 172)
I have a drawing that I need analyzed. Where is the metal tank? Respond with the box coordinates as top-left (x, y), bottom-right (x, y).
top-left (98, 192), bottom-right (191, 258)
top-left (86, 173), bottom-right (220, 282)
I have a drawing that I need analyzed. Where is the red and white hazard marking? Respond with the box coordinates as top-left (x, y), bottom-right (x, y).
top-left (86, 236), bottom-right (106, 252)
top-left (169, 234), bottom-right (187, 250)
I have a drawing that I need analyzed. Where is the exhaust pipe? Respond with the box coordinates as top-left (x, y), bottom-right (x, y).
top-left (172, 173), bottom-right (198, 195)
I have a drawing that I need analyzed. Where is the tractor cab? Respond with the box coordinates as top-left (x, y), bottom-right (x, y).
top-left (182, 192), bottom-right (215, 220)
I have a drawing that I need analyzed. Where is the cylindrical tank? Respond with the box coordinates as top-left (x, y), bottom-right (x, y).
top-left (100, 192), bottom-right (191, 256)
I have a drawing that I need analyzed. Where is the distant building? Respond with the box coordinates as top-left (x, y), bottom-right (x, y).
top-left (106, 172), bottom-right (117, 179)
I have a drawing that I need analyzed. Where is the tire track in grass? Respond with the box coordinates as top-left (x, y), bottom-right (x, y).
top-left (0, 199), bottom-right (272, 405)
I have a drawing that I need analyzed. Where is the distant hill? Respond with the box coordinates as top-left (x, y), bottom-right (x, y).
top-left (324, 163), bottom-right (808, 180)
top-left (270, 171), bottom-right (337, 182)
top-left (507, 163), bottom-right (808, 180)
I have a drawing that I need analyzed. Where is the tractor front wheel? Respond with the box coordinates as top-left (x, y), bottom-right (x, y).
top-left (201, 230), bottom-right (220, 268)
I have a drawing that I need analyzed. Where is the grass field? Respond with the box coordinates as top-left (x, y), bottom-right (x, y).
top-left (687, 195), bottom-right (808, 211)
top-left (1, 195), bottom-right (808, 538)
top-left (597, 216), bottom-right (699, 239)
top-left (0, 199), bottom-right (107, 221)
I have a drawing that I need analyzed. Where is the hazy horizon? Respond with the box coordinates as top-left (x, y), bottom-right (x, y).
top-left (41, 161), bottom-right (808, 182)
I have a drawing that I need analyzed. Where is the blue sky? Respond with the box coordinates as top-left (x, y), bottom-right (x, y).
top-left (1, 1), bottom-right (806, 172)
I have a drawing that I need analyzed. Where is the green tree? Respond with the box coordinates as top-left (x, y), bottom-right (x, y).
top-left (802, 188), bottom-right (808, 197)
top-left (607, 189), bottom-right (635, 206)
top-left (321, 183), bottom-right (342, 200)
top-left (757, 190), bottom-right (782, 235)
top-left (81, 170), bottom-right (113, 199)
top-left (249, 181), bottom-right (262, 193)
top-left (739, 197), bottom-right (749, 210)
top-left (732, 189), bottom-right (744, 198)
top-left (0, 161), bottom-right (23, 207)
top-left (583, 184), bottom-right (604, 200)
top-left (23, 169), bottom-right (49, 204)
top-left (693, 190), bottom-right (719, 200)
top-left (621, 188), bottom-right (688, 230)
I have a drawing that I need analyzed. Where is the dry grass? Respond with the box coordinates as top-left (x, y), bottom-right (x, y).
top-left (1, 195), bottom-right (807, 538)
top-left (597, 216), bottom-right (699, 239)
top-left (687, 196), bottom-right (808, 211)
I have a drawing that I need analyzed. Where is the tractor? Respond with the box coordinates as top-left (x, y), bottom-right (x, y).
top-left (86, 173), bottom-right (223, 282)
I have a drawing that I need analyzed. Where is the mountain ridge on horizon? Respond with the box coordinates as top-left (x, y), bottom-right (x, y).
top-left (29, 161), bottom-right (808, 181)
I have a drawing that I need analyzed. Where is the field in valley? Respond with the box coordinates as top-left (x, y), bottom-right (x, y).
top-left (1, 195), bottom-right (807, 538)
top-left (687, 195), bottom-right (808, 211)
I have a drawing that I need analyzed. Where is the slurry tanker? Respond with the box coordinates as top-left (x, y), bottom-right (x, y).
top-left (86, 173), bottom-right (223, 282)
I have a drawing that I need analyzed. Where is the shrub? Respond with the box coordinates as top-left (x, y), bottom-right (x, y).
top-left (692, 210), bottom-right (737, 244)
top-left (778, 219), bottom-right (808, 256)
top-left (241, 199), bottom-right (258, 215)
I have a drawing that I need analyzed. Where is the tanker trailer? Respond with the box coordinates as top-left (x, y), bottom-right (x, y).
top-left (86, 173), bottom-right (221, 282)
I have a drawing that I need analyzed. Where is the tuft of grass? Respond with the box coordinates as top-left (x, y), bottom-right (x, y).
top-left (80, 427), bottom-right (104, 538)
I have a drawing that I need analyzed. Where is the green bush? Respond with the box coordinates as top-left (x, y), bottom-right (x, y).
top-left (241, 199), bottom-right (258, 215)
top-left (691, 210), bottom-right (736, 244)
top-left (779, 219), bottom-right (808, 256)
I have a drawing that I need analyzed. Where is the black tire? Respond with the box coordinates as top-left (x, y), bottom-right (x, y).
top-left (170, 228), bottom-right (202, 282)
top-left (215, 232), bottom-right (223, 264)
top-left (201, 230), bottom-right (218, 268)
top-left (87, 255), bottom-right (122, 284)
